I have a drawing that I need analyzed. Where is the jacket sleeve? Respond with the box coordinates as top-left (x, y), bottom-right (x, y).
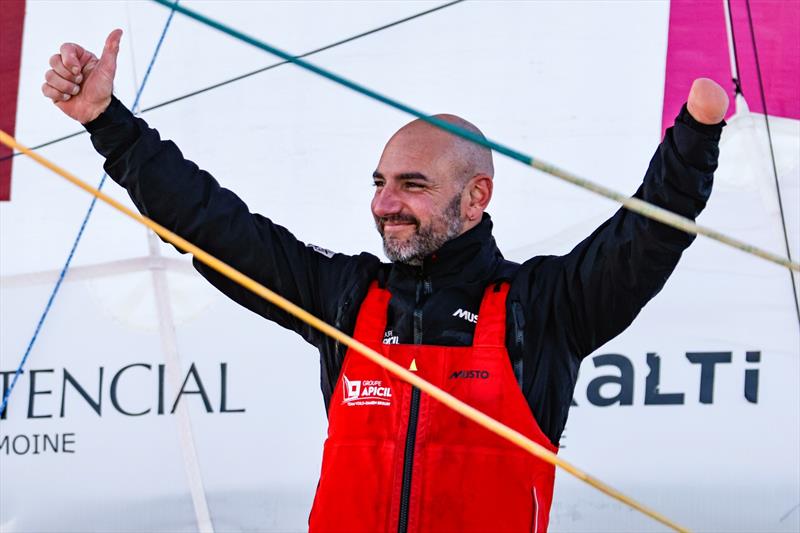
top-left (84, 96), bottom-right (367, 347)
top-left (525, 103), bottom-right (724, 359)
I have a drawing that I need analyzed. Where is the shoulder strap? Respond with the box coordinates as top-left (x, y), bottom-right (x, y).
top-left (472, 282), bottom-right (510, 347)
top-left (351, 281), bottom-right (392, 343)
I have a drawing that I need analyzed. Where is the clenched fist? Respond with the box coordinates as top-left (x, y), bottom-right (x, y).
top-left (42, 29), bottom-right (122, 124)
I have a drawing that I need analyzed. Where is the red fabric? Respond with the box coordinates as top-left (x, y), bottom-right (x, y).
top-left (310, 282), bottom-right (558, 533)
top-left (0, 0), bottom-right (26, 201)
top-left (662, 0), bottom-right (800, 136)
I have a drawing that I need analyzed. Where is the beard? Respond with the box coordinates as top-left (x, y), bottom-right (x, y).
top-left (375, 192), bottom-right (464, 265)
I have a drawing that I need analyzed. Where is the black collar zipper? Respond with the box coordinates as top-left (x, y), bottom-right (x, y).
top-left (398, 274), bottom-right (429, 533)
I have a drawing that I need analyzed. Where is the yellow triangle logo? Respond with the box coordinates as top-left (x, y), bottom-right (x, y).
top-left (409, 359), bottom-right (418, 372)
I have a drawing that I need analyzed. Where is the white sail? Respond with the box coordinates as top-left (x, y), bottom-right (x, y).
top-left (1, 1), bottom-right (797, 531)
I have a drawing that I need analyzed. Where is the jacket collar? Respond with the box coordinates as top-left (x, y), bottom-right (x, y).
top-left (387, 213), bottom-right (503, 289)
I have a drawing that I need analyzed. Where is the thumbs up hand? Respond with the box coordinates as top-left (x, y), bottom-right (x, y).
top-left (42, 29), bottom-right (123, 124)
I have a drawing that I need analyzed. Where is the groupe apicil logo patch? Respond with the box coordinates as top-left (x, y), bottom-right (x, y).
top-left (342, 375), bottom-right (393, 407)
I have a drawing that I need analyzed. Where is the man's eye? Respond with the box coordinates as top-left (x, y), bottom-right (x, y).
top-left (372, 181), bottom-right (384, 188)
top-left (405, 182), bottom-right (424, 189)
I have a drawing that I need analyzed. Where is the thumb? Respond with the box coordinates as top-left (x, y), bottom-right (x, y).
top-left (687, 78), bottom-right (729, 125)
top-left (97, 29), bottom-right (123, 79)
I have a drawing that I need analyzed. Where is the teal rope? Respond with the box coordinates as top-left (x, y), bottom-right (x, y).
top-left (151, 0), bottom-right (531, 165)
top-left (150, 0), bottom-right (799, 272)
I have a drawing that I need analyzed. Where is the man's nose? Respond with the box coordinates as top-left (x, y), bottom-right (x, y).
top-left (372, 186), bottom-right (403, 217)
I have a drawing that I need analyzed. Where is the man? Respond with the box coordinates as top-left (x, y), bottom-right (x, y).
top-left (43, 30), bottom-right (727, 533)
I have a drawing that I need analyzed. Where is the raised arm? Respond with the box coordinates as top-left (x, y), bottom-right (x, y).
top-left (43, 30), bottom-right (375, 346)
top-left (525, 79), bottom-right (729, 358)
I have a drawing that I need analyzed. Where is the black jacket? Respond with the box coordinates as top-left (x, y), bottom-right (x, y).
top-left (86, 97), bottom-right (722, 445)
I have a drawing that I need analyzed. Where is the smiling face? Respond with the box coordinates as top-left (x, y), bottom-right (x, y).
top-left (371, 115), bottom-right (494, 265)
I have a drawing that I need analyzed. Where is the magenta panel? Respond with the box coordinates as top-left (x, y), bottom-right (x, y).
top-left (0, 0), bottom-right (26, 201)
top-left (662, 0), bottom-right (733, 135)
top-left (662, 0), bottom-right (799, 136)
top-left (731, 0), bottom-right (800, 120)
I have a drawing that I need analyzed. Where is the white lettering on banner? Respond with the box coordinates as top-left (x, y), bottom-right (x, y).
top-left (342, 375), bottom-right (392, 406)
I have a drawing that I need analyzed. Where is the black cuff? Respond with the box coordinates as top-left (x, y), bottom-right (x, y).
top-left (83, 95), bottom-right (133, 133)
top-left (676, 103), bottom-right (725, 140)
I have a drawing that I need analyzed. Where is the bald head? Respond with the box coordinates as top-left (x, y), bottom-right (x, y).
top-left (385, 114), bottom-right (494, 186)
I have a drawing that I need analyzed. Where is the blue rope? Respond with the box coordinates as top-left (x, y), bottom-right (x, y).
top-left (0, 1), bottom-right (180, 418)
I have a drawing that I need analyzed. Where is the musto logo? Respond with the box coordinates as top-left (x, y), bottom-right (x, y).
top-left (342, 376), bottom-right (392, 407)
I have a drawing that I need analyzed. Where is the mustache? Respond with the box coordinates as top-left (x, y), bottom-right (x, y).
top-left (377, 214), bottom-right (420, 229)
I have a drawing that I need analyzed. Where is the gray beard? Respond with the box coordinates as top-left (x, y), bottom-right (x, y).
top-left (379, 193), bottom-right (464, 265)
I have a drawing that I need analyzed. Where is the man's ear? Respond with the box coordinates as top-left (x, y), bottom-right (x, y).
top-left (465, 174), bottom-right (493, 221)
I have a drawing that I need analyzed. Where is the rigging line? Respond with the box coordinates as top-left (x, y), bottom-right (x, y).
top-left (151, 0), bottom-right (799, 272)
top-left (723, 0), bottom-right (743, 94)
top-left (0, 3), bottom-right (179, 418)
top-left (744, 0), bottom-right (800, 329)
top-left (0, 129), bottom-right (690, 533)
top-left (141, 0), bottom-right (464, 114)
top-left (0, 129), bottom-right (84, 159)
top-left (0, 0), bottom-right (465, 162)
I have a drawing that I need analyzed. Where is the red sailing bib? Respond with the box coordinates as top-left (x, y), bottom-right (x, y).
top-left (309, 282), bottom-right (558, 533)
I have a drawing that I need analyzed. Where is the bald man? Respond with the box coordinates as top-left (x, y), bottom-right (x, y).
top-left (45, 31), bottom-right (727, 533)
top-left (373, 114), bottom-right (494, 264)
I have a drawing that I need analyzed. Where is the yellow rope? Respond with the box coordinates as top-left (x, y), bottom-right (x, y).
top-left (0, 129), bottom-right (690, 532)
